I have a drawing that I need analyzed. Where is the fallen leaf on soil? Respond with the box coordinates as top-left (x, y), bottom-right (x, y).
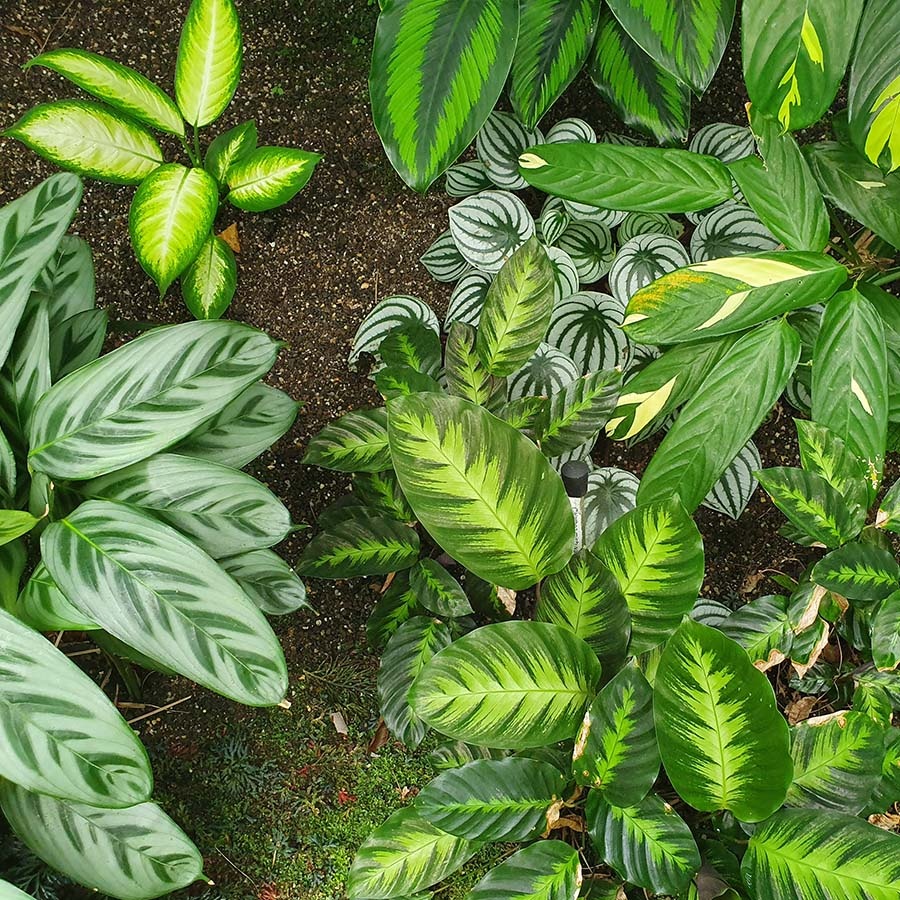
top-left (498, 586), bottom-right (517, 615)
top-left (869, 813), bottom-right (900, 830)
top-left (258, 884), bottom-right (280, 900)
top-left (740, 571), bottom-right (765, 594)
top-left (330, 711), bottom-right (349, 736)
top-left (785, 695), bottom-right (818, 725)
top-left (218, 223), bottom-right (240, 252)
top-left (337, 788), bottom-right (357, 805)
top-left (379, 571), bottom-right (396, 594)
top-left (368, 718), bottom-right (390, 755)
top-left (398, 785), bottom-right (418, 801)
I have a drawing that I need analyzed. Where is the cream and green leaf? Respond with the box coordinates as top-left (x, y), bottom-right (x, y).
top-left (180, 232), bottom-right (236, 319)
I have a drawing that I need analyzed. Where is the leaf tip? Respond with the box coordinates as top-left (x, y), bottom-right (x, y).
top-left (518, 152), bottom-right (547, 170)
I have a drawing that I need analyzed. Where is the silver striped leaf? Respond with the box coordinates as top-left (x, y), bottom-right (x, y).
top-left (599, 131), bottom-right (643, 146)
top-left (546, 291), bottom-right (629, 375)
top-left (448, 190), bottom-right (536, 273)
top-left (618, 212), bottom-right (684, 244)
top-left (689, 123), bottom-right (756, 164)
top-left (623, 341), bottom-right (661, 377)
top-left (689, 201), bottom-right (780, 263)
top-left (475, 111), bottom-right (541, 190)
top-left (445, 270), bottom-right (492, 331)
top-left (562, 198), bottom-right (627, 229)
top-left (608, 234), bottom-right (691, 306)
top-left (701, 440), bottom-right (761, 520)
top-left (33, 234), bottom-right (96, 328)
top-left (349, 295), bottom-right (440, 370)
top-left (691, 596), bottom-right (732, 627)
top-left (556, 221), bottom-right (616, 283)
top-left (445, 160), bottom-right (493, 197)
top-left (420, 228), bottom-right (470, 282)
top-left (507, 342), bottom-right (579, 400)
top-left (547, 435), bottom-right (595, 473)
top-left (219, 549), bottom-right (309, 616)
top-left (685, 179), bottom-right (748, 226)
top-left (583, 466), bottom-right (640, 545)
top-left (539, 196), bottom-right (570, 245)
top-left (545, 117), bottom-right (597, 144)
top-left (544, 245), bottom-right (579, 304)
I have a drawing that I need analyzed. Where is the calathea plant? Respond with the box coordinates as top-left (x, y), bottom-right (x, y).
top-left (3, 0), bottom-right (320, 319)
top-left (0, 175), bottom-right (306, 900)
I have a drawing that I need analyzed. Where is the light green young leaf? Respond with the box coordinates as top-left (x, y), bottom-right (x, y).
top-left (204, 120), bottom-right (257, 183)
top-left (181, 233), bottom-right (236, 320)
top-left (227, 146), bottom-right (321, 211)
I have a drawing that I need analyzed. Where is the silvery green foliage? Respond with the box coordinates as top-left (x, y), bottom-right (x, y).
top-left (445, 270), bottom-right (492, 331)
top-left (608, 234), bottom-right (691, 305)
top-left (545, 245), bottom-right (579, 304)
top-left (445, 160), bottom-right (493, 197)
top-left (349, 295), bottom-right (441, 370)
top-left (688, 122), bottom-right (755, 163)
top-left (448, 190), bottom-right (535, 273)
top-left (545, 117), bottom-right (597, 144)
top-left (546, 292), bottom-right (629, 375)
top-left (556, 222), bottom-right (616, 283)
top-left (507, 343), bottom-right (579, 401)
top-left (476, 111), bottom-right (541, 191)
top-left (583, 466), bottom-right (640, 545)
top-left (701, 440), bottom-right (762, 519)
top-left (420, 229), bottom-right (470, 282)
top-left (689, 201), bottom-right (779, 262)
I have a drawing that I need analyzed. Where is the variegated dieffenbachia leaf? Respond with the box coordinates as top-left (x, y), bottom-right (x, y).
top-left (466, 841), bottom-right (581, 900)
top-left (180, 232), bottom-right (236, 319)
top-left (701, 440), bottom-right (760, 519)
top-left (507, 343), bottom-right (578, 401)
top-left (226, 146), bottom-right (321, 212)
top-left (546, 291), bottom-right (629, 375)
top-left (872, 589), bottom-right (900, 671)
top-left (370, 0), bottom-right (519, 192)
top-left (796, 419), bottom-right (869, 521)
top-left (204, 120), bottom-right (257, 184)
top-left (538, 370), bottom-right (622, 457)
top-left (378, 323), bottom-right (442, 379)
top-left (348, 295), bottom-right (439, 370)
top-left (476, 111), bottom-right (541, 191)
top-left (609, 234), bottom-right (690, 305)
top-left (449, 190), bottom-right (536, 273)
top-left (689, 201), bottom-right (779, 263)
top-left (420, 228), bottom-right (469, 282)
top-left (583, 467), bottom-right (639, 544)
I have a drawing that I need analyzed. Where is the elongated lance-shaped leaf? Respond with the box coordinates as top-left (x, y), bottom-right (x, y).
top-left (0, 539), bottom-right (26, 614)
top-left (0, 174), bottom-right (81, 371)
top-left (0, 606), bottom-right (150, 806)
top-left (594, 497), bottom-right (704, 654)
top-left (17, 561), bottom-right (97, 632)
top-left (129, 164), bottom-right (218, 295)
top-left (586, 790), bottom-right (700, 896)
top-left (812, 541), bottom-right (900, 602)
top-left (226, 146), bottom-right (321, 212)
top-left (416, 757), bottom-right (567, 841)
top-left (787, 710), bottom-right (885, 813)
top-left (409, 559), bottom-right (472, 617)
top-left (519, 143), bottom-right (733, 212)
top-left (219, 549), bottom-right (308, 616)
top-left (535, 548), bottom-right (631, 668)
top-left (50, 308), bottom-right (109, 380)
top-left (370, 0), bottom-right (519, 192)
top-left (347, 805), bottom-right (477, 899)
top-left (622, 252), bottom-right (844, 345)
top-left (204, 120), bottom-right (257, 184)
top-left (304, 407), bottom-right (390, 473)
top-left (26, 48), bottom-right (184, 136)
top-left (378, 616), bottom-right (451, 747)
top-left (848, 0), bottom-right (900, 172)
top-left (444, 321), bottom-right (506, 412)
top-left (298, 516), bottom-right (420, 579)
top-left (367, 569), bottom-right (421, 649)
top-left (387, 394), bottom-right (573, 590)
top-left (872, 590), bottom-right (900, 671)
top-left (744, 0), bottom-right (863, 132)
top-left (0, 431), bottom-right (14, 503)
top-left (4, 101), bottom-right (163, 184)
top-left (573, 663), bottom-right (659, 804)
top-left (796, 418), bottom-right (869, 520)
top-left (175, 0), bottom-right (242, 127)
top-left (742, 808), bottom-right (900, 900)
top-left (877, 477), bottom-right (900, 534)
top-left (410, 620), bottom-right (601, 749)
top-left (354, 469), bottom-right (415, 522)
top-left (42, 500), bottom-right (288, 706)
top-left (654, 619), bottom-right (793, 821)
top-left (720, 594), bottom-right (793, 670)
top-left (0, 784), bottom-right (203, 900)
top-left (29, 320), bottom-right (280, 480)
top-left (81, 453), bottom-right (291, 559)
top-left (172, 381), bottom-right (298, 470)
top-left (636, 319), bottom-right (801, 513)
top-left (467, 840), bottom-right (581, 900)
top-left (181, 232), bottom-right (236, 320)
top-left (812, 288), bottom-right (888, 492)
top-left (538, 370), bottom-right (622, 457)
top-left (588, 10), bottom-right (690, 144)
top-left (510, 0), bottom-right (598, 130)
top-left (33, 233), bottom-right (95, 328)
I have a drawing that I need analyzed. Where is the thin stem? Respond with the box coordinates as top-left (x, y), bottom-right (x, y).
top-left (873, 268), bottom-right (900, 288)
top-left (830, 212), bottom-right (864, 266)
top-left (193, 125), bottom-right (202, 166)
top-left (179, 136), bottom-right (198, 167)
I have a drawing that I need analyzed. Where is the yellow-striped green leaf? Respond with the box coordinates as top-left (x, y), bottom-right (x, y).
top-left (5, 100), bottom-right (162, 184)
top-left (746, 0), bottom-right (863, 130)
top-left (43, 500), bottom-right (289, 705)
top-left (25, 48), bottom-right (184, 136)
top-left (129, 163), bottom-right (218, 295)
top-left (304, 407), bottom-right (391, 473)
top-left (655, 618), bottom-right (793, 821)
top-left (467, 840), bottom-right (581, 900)
top-left (226, 146), bottom-right (321, 212)
top-left (812, 541), bottom-right (900, 602)
top-left (742, 808), bottom-right (900, 900)
top-left (519, 143), bottom-right (733, 212)
top-left (388, 394), bottom-right (573, 587)
top-left (219, 549), bottom-right (309, 616)
top-left (539, 370), bottom-right (622, 457)
top-left (204, 120), bottom-right (257, 184)
top-left (622, 252), bottom-right (845, 345)
top-left (636, 319), bottom-right (801, 513)
top-left (375, 365), bottom-right (442, 400)
top-left (367, 569), bottom-right (421, 649)
top-left (593, 497), bottom-right (704, 654)
top-left (354, 469), bottom-right (414, 521)
top-left (370, 0), bottom-right (519, 191)
top-left (720, 593), bottom-right (793, 670)
top-left (588, 10), bottom-right (690, 144)
top-left (181, 233), bottom-right (236, 319)
top-left (444, 321), bottom-right (507, 412)
top-left (410, 620), bottom-right (601, 749)
top-left (0, 784), bottom-right (203, 900)
top-left (873, 590), bottom-right (900, 671)
top-left (796, 419), bottom-right (869, 521)
top-left (175, 0), bottom-right (242, 127)
top-left (409, 559), bottom-right (472, 617)
top-left (29, 320), bottom-right (279, 480)
top-left (510, 0), bottom-right (599, 130)
top-left (380, 323), bottom-right (442, 378)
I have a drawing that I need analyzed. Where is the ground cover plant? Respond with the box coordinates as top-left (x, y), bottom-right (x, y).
top-left (0, 174), bottom-right (308, 899)
top-left (3, 0), bottom-right (320, 318)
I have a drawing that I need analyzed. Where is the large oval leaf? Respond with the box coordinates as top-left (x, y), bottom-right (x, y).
top-left (29, 320), bottom-right (279, 480)
top-left (387, 393), bottom-right (573, 590)
top-left (226, 146), bottom-right (321, 212)
top-left (467, 841), bottom-right (581, 900)
top-left (654, 619), bottom-right (793, 821)
top-left (370, 0), bottom-right (519, 192)
top-left (0, 784), bottom-right (203, 900)
top-left (42, 501), bottom-right (288, 706)
top-left (410, 620), bottom-right (601, 749)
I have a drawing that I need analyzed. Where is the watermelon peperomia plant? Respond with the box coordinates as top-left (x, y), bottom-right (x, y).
top-left (3, 0), bottom-right (320, 319)
top-left (0, 175), bottom-right (307, 900)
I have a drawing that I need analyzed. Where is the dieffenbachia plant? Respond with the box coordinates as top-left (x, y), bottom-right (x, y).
top-left (3, 0), bottom-right (320, 318)
top-left (0, 175), bottom-right (307, 900)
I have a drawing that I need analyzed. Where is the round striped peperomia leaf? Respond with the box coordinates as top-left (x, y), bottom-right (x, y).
top-left (562, 198), bottom-right (627, 229)
top-left (545, 245), bottom-right (579, 303)
top-left (466, 841), bottom-right (581, 900)
top-left (448, 190), bottom-right (536, 273)
top-left (689, 123), bottom-right (756, 163)
top-left (445, 270), bottom-right (492, 330)
top-left (618, 212), bottom-right (683, 243)
top-left (476, 111), bottom-right (541, 190)
top-left (701, 440), bottom-right (761, 519)
top-left (180, 232), bottom-right (236, 320)
top-left (546, 436), bottom-right (595, 474)
top-left (226, 146), bottom-right (320, 212)
top-left (349, 295), bottom-right (439, 370)
top-left (545, 117), bottom-right (597, 144)
top-left (420, 228), bottom-right (470, 282)
top-left (508, 342), bottom-right (579, 401)
top-left (445, 160), bottom-right (493, 197)
top-left (546, 291), bottom-right (629, 375)
top-left (556, 221), bottom-right (616, 283)
top-left (539, 196), bottom-right (571, 245)
top-left (689, 201), bottom-right (779, 263)
top-left (608, 234), bottom-right (691, 306)
top-left (583, 466), bottom-right (640, 545)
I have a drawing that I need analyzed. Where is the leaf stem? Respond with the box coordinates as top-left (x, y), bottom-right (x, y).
top-left (180, 136), bottom-right (198, 167)
top-left (872, 268), bottom-right (900, 288)
top-left (829, 212), bottom-right (864, 267)
top-left (193, 125), bottom-right (202, 167)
